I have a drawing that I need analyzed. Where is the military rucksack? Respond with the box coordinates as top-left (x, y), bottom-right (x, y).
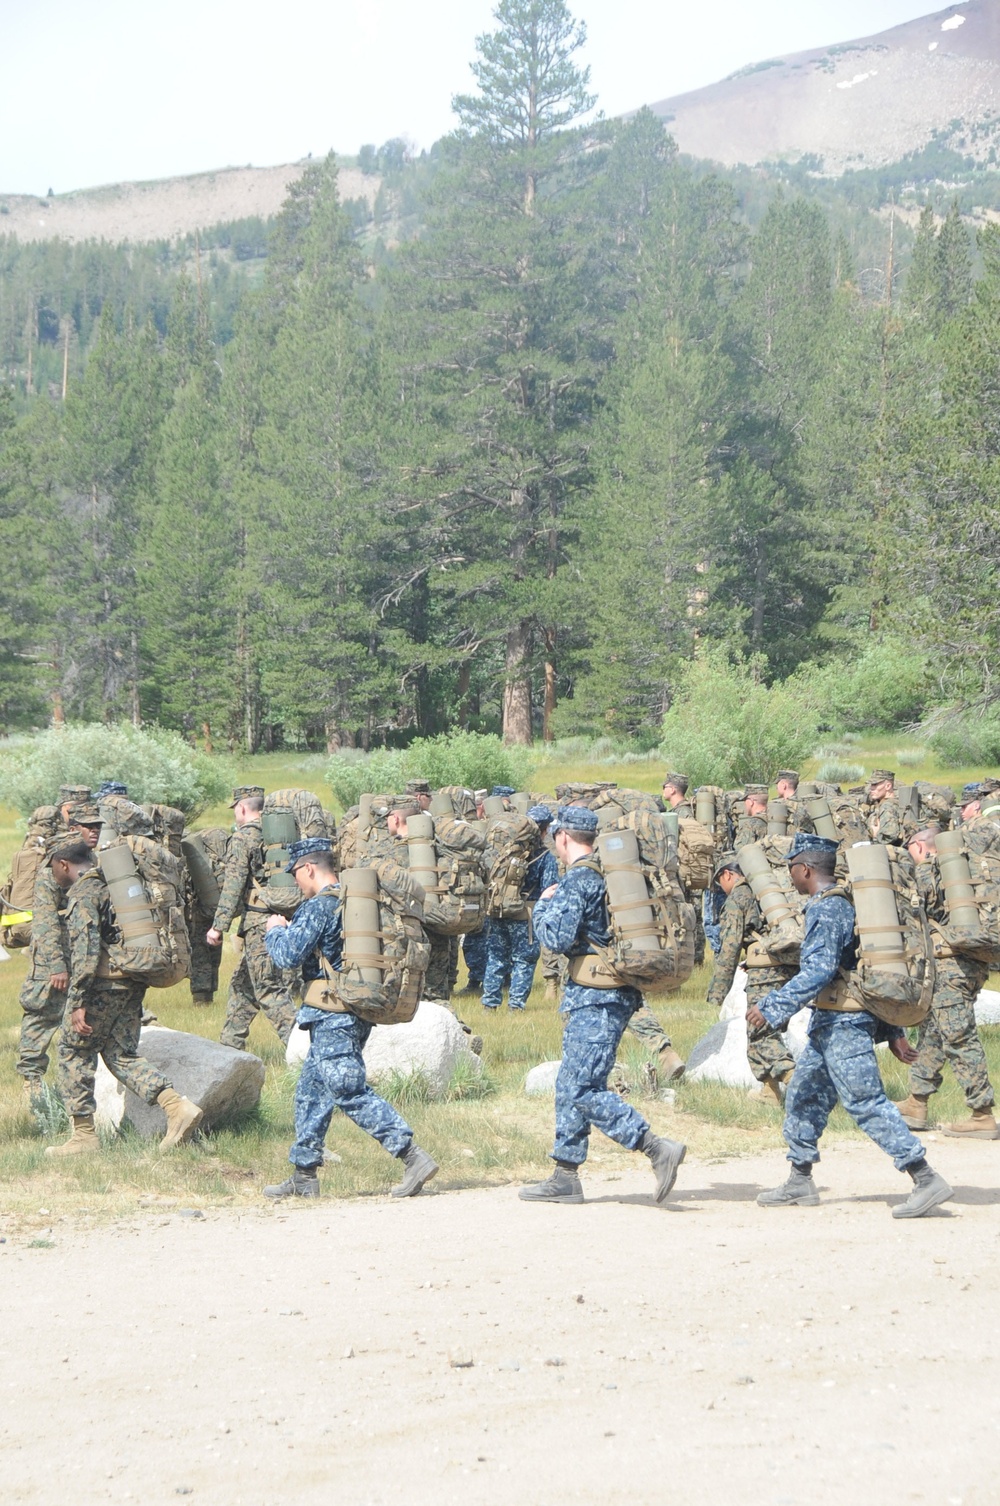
top-left (571, 825), bottom-right (695, 997)
top-left (254, 788), bottom-right (329, 915)
top-left (932, 838), bottom-right (1000, 967)
top-left (181, 826), bottom-right (230, 916)
top-left (738, 836), bottom-right (808, 966)
top-left (677, 817), bottom-right (716, 893)
top-left (422, 815), bottom-right (488, 936)
top-left (554, 781), bottom-right (618, 808)
top-left (484, 812), bottom-right (540, 921)
top-left (914, 782), bottom-right (955, 828)
top-left (0, 805), bottom-right (61, 948)
top-left (304, 858), bottom-right (430, 1025)
top-left (143, 804), bottom-right (185, 859)
top-left (824, 791), bottom-right (870, 848)
top-left (91, 833), bottom-right (192, 988)
top-left (823, 845), bottom-right (934, 1028)
top-left (592, 786), bottom-right (661, 819)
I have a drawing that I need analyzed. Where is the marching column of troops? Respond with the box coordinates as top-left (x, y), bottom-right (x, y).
top-left (7, 763), bottom-right (997, 1218)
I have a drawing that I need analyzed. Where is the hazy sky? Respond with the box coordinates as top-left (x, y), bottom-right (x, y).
top-left (1, 0), bottom-right (941, 194)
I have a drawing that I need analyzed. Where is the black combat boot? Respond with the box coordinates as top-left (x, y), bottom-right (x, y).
top-left (263, 1166), bottom-right (321, 1200)
top-left (519, 1162), bottom-right (584, 1204)
top-left (892, 1160), bottom-right (953, 1219)
top-left (638, 1129), bottom-right (687, 1203)
top-left (757, 1164), bottom-right (820, 1207)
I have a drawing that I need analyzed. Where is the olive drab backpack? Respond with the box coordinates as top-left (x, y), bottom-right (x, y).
top-left (676, 818), bottom-right (716, 893)
top-left (90, 833), bottom-right (192, 989)
top-left (0, 805), bottom-right (61, 948)
top-left (305, 858), bottom-right (431, 1025)
top-left (485, 812), bottom-right (540, 921)
top-left (824, 845), bottom-right (935, 1029)
top-left (914, 782), bottom-right (955, 828)
top-left (933, 841), bottom-right (1000, 967)
top-left (737, 835), bottom-right (808, 967)
top-left (181, 826), bottom-right (230, 916)
top-left (423, 815), bottom-right (488, 936)
top-left (823, 791), bottom-right (870, 848)
top-left (554, 782), bottom-right (619, 808)
top-left (254, 788), bottom-right (329, 915)
top-left (143, 804), bottom-right (186, 859)
top-left (592, 787), bottom-right (661, 820)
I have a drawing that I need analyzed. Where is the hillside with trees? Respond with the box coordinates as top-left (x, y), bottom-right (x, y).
top-left (0, 0), bottom-right (996, 760)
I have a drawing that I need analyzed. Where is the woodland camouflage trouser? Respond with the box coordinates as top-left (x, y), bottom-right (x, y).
top-left (188, 907), bottom-right (221, 999)
top-left (17, 973), bottom-right (67, 1081)
top-left (626, 1001), bottom-right (674, 1053)
top-left (541, 946), bottom-right (565, 984)
top-left (910, 957), bottom-right (994, 1110)
top-left (220, 921), bottom-right (296, 1051)
top-left (746, 979), bottom-right (796, 1085)
top-left (424, 932), bottom-right (454, 1003)
top-left (57, 979), bottom-right (166, 1118)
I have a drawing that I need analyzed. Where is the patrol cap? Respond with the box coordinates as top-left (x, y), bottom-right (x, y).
top-left (95, 780), bottom-right (127, 799)
top-left (491, 785), bottom-right (516, 798)
top-left (405, 779), bottom-right (431, 796)
top-left (775, 770), bottom-right (799, 786)
top-left (551, 805), bottom-right (599, 837)
top-left (712, 850), bottom-right (742, 882)
top-left (744, 784), bottom-right (769, 802)
top-left (528, 803), bottom-right (554, 826)
top-left (868, 768), bottom-right (895, 785)
top-left (229, 785), bottom-right (265, 807)
top-left (783, 833), bottom-right (840, 865)
top-left (663, 772), bottom-right (688, 792)
top-left (286, 837), bottom-right (334, 873)
top-left (961, 782), bottom-right (982, 804)
top-left (67, 801), bottom-right (102, 827)
top-left (59, 784), bottom-right (92, 805)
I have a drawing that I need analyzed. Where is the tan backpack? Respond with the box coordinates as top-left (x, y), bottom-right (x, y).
top-left (305, 859), bottom-right (430, 1025)
top-left (91, 834), bottom-right (192, 988)
top-left (0, 805), bottom-right (61, 948)
top-left (677, 817), bottom-right (716, 893)
top-left (485, 812), bottom-right (540, 921)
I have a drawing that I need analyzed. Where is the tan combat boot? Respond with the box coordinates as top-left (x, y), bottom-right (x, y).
top-left (543, 979), bottom-right (558, 1004)
top-left (896, 1093), bottom-right (930, 1130)
top-left (45, 1115), bottom-right (99, 1157)
top-left (942, 1107), bottom-right (1000, 1140)
top-left (658, 1046), bottom-right (686, 1083)
top-left (749, 1075), bottom-right (785, 1106)
top-left (157, 1088), bottom-right (204, 1149)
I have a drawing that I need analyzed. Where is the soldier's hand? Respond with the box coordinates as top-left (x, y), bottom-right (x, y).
top-left (266, 914), bottom-right (289, 931)
top-left (746, 1005), bottom-right (767, 1033)
top-left (888, 1034), bottom-right (918, 1065)
top-left (540, 884), bottom-right (558, 901)
top-left (71, 1007), bottom-right (92, 1037)
top-left (49, 972), bottom-right (69, 991)
top-left (206, 927), bottom-right (223, 947)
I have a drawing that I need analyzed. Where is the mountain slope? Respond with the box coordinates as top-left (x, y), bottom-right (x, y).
top-left (0, 160), bottom-right (378, 245)
top-left (648, 0), bottom-right (1000, 173)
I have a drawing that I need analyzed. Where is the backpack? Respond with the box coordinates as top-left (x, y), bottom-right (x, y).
top-left (255, 788), bottom-right (329, 915)
top-left (677, 817), bottom-right (716, 893)
top-left (143, 804), bottom-right (185, 858)
top-left (307, 858), bottom-right (430, 1025)
top-left (738, 836), bottom-right (807, 964)
top-left (824, 791), bottom-right (870, 848)
top-left (92, 833), bottom-right (192, 988)
top-left (914, 782), bottom-right (955, 827)
top-left (181, 827), bottom-right (230, 916)
top-left (554, 781), bottom-right (618, 807)
top-left (485, 812), bottom-right (540, 921)
top-left (592, 787), bottom-right (661, 819)
top-left (831, 844), bottom-right (934, 1028)
top-left (933, 840), bottom-right (1000, 966)
top-left (573, 826), bottom-right (696, 997)
top-left (423, 816), bottom-right (487, 936)
top-left (0, 805), bottom-right (61, 947)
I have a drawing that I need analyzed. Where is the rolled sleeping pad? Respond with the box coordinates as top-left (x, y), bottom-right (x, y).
top-left (596, 827), bottom-right (660, 953)
top-left (737, 842), bottom-right (797, 931)
top-left (895, 783), bottom-right (919, 818)
top-left (766, 799), bottom-right (789, 837)
top-left (805, 797), bottom-right (840, 843)
top-left (406, 812), bottom-right (439, 900)
top-left (694, 789), bottom-right (716, 833)
top-left (935, 829), bottom-right (980, 930)
top-left (798, 781), bottom-right (821, 799)
top-left (661, 810), bottom-right (679, 840)
top-left (429, 791), bottom-right (454, 818)
top-left (181, 832), bottom-right (222, 915)
top-left (596, 804), bottom-right (620, 830)
top-left (510, 793), bottom-right (530, 815)
top-left (261, 810), bottom-right (299, 908)
top-left (844, 843), bottom-right (908, 975)
top-left (341, 866), bottom-right (383, 986)
top-left (483, 795), bottom-right (507, 820)
top-left (98, 840), bottom-right (160, 948)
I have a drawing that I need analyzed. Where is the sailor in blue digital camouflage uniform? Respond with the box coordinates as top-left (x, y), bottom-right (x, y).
top-left (519, 805), bottom-right (687, 1205)
top-left (481, 805), bottom-right (557, 1011)
top-left (748, 833), bottom-right (953, 1219)
top-left (261, 838), bottom-right (438, 1201)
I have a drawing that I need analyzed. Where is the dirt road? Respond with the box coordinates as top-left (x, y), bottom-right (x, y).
top-left (2, 1138), bottom-right (998, 1505)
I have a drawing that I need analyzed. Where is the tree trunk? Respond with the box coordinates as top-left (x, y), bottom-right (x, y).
top-left (202, 721), bottom-right (213, 754)
top-left (542, 627), bottom-right (557, 742)
top-left (502, 621), bottom-right (533, 745)
top-left (457, 659), bottom-right (472, 729)
top-left (129, 629), bottom-right (141, 727)
top-left (51, 688), bottom-right (65, 729)
top-left (751, 547), bottom-right (767, 646)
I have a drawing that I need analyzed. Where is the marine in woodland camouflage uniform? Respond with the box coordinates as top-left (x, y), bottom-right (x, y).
top-left (16, 802), bottom-right (102, 1091)
top-left (865, 769), bottom-right (918, 848)
top-left (209, 786), bottom-right (296, 1051)
top-left (661, 773), bottom-right (694, 820)
top-left (706, 853), bottom-right (795, 1094)
top-left (957, 784), bottom-right (1000, 857)
top-left (897, 830), bottom-right (998, 1138)
top-left (733, 785), bottom-right (769, 850)
top-left (774, 770), bottom-right (814, 836)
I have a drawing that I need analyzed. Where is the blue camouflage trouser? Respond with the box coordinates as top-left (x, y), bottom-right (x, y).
top-left (482, 918), bottom-right (540, 1010)
top-left (783, 1010), bottom-right (925, 1171)
top-left (553, 1002), bottom-right (649, 1165)
top-left (290, 1013), bottom-right (414, 1169)
top-left (462, 922), bottom-right (490, 984)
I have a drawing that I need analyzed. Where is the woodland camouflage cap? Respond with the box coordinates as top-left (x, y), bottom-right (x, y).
top-left (67, 801), bottom-right (102, 826)
top-left (59, 784), bottom-right (92, 804)
top-left (229, 785), bottom-right (265, 806)
top-left (744, 784), bottom-right (769, 802)
top-left (868, 768), bottom-right (895, 785)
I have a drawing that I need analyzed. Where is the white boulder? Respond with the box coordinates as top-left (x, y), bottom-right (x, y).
top-left (687, 1006), bottom-right (812, 1088)
top-left (975, 988), bottom-right (1000, 1027)
top-left (95, 1026), bottom-right (265, 1138)
top-left (525, 1060), bottom-right (562, 1096)
top-left (285, 1001), bottom-right (481, 1099)
top-left (719, 970), bottom-right (747, 1020)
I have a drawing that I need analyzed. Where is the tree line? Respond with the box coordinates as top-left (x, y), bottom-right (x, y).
top-left (0, 0), bottom-right (994, 751)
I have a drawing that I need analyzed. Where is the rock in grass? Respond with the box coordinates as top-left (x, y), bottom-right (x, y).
top-left (95, 1026), bottom-right (264, 1137)
top-left (525, 1061), bottom-right (562, 1096)
top-left (287, 1002), bottom-right (483, 1097)
top-left (686, 1007), bottom-right (811, 1090)
top-left (975, 988), bottom-right (1000, 1026)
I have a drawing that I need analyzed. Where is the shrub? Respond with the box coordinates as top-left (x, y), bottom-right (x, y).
top-left (326, 732), bottom-right (536, 809)
top-left (0, 723), bottom-right (233, 818)
top-left (894, 747), bottom-right (927, 768)
top-left (816, 760), bottom-right (866, 784)
top-left (790, 638), bottom-right (932, 732)
top-left (660, 650), bottom-right (819, 789)
top-left (924, 707), bottom-right (1000, 767)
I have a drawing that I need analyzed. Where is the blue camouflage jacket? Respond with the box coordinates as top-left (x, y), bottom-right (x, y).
top-left (265, 884), bottom-right (342, 1027)
top-left (533, 858), bottom-right (642, 1014)
top-left (524, 846), bottom-right (559, 903)
top-left (758, 888), bottom-right (856, 1031)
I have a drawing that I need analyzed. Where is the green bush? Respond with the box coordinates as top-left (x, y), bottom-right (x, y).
top-left (791, 638), bottom-right (932, 732)
top-left (816, 760), bottom-right (866, 784)
top-left (0, 723), bottom-right (233, 818)
top-left (660, 650), bottom-right (819, 788)
top-left (326, 732), bottom-right (536, 809)
top-left (925, 708), bottom-right (1000, 767)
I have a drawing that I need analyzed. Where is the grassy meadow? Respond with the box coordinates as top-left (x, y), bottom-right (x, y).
top-left (0, 736), bottom-right (997, 1231)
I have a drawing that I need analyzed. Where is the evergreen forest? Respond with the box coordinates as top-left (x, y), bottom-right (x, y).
top-left (1, 0), bottom-right (998, 756)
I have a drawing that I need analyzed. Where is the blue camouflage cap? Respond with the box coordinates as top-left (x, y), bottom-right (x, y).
top-left (528, 803), bottom-right (554, 826)
top-left (961, 783), bottom-right (982, 804)
top-left (95, 780), bottom-right (128, 799)
top-left (491, 785), bottom-right (516, 798)
top-left (551, 804), bottom-right (599, 836)
top-left (286, 837), bottom-right (334, 872)
top-left (783, 832), bottom-right (839, 864)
